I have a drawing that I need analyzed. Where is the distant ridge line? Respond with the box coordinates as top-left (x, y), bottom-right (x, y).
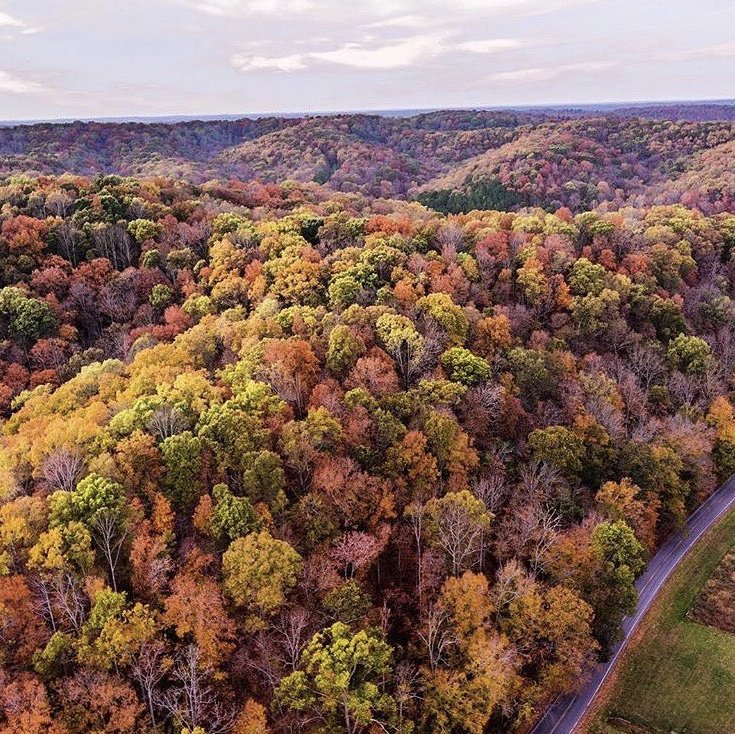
top-left (2, 98), bottom-right (735, 127)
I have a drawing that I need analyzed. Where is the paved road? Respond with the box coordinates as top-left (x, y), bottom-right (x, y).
top-left (531, 474), bottom-right (735, 734)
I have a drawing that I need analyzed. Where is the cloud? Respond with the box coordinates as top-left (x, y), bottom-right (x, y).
top-left (488, 60), bottom-right (617, 82)
top-left (311, 33), bottom-right (447, 69)
top-left (232, 52), bottom-right (308, 72)
top-left (0, 70), bottom-right (48, 95)
top-left (181, 0), bottom-right (312, 15)
top-left (0, 11), bottom-right (23, 27)
top-left (0, 11), bottom-right (40, 34)
top-left (232, 33), bottom-right (530, 74)
top-left (367, 15), bottom-right (435, 29)
top-left (181, 0), bottom-right (596, 20)
top-left (457, 38), bottom-right (526, 53)
top-left (233, 33), bottom-right (450, 72)
top-left (449, 0), bottom-right (598, 14)
top-left (656, 43), bottom-right (735, 63)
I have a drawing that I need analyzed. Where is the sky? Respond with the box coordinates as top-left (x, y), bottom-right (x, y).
top-left (0, 0), bottom-right (734, 121)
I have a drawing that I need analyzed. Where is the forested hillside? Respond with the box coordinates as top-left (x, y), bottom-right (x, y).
top-left (2, 106), bottom-right (735, 213)
top-left (2, 170), bottom-right (735, 734)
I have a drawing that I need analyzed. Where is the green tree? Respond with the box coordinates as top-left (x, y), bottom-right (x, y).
top-left (279, 407), bottom-right (343, 492)
top-left (127, 218), bottom-right (163, 244)
top-left (328, 275), bottom-right (362, 310)
top-left (77, 588), bottom-right (157, 670)
top-left (274, 622), bottom-right (396, 734)
top-left (2, 294), bottom-right (58, 341)
top-left (222, 530), bottom-right (302, 620)
top-left (242, 449), bottom-right (288, 511)
top-left (592, 520), bottom-right (646, 576)
top-left (417, 293), bottom-right (469, 345)
top-left (590, 520), bottom-right (646, 648)
top-left (161, 431), bottom-right (202, 511)
top-left (528, 425), bottom-right (585, 477)
top-left (571, 288), bottom-right (621, 337)
top-left (33, 631), bottom-right (74, 680)
top-left (666, 333), bottom-right (712, 375)
top-left (440, 347), bottom-right (491, 386)
top-left (568, 257), bottom-right (606, 296)
top-left (323, 580), bottom-right (372, 625)
top-left (648, 295), bottom-right (686, 342)
top-left (49, 473), bottom-right (125, 528)
top-left (149, 283), bottom-right (173, 310)
top-left (327, 325), bottom-right (366, 375)
top-left (508, 347), bottom-right (556, 404)
top-left (197, 400), bottom-right (268, 476)
top-left (210, 483), bottom-right (259, 543)
top-left (375, 313), bottom-right (425, 388)
top-left (28, 522), bottom-right (95, 575)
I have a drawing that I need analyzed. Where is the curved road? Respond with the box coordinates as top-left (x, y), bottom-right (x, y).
top-left (531, 474), bottom-right (735, 734)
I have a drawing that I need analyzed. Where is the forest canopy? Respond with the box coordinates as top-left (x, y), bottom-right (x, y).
top-left (1, 109), bottom-right (735, 734)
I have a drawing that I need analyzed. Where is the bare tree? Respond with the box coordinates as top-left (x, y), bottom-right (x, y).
top-left (47, 573), bottom-right (87, 635)
top-left (492, 559), bottom-right (534, 621)
top-left (131, 641), bottom-right (168, 728)
top-left (628, 343), bottom-right (665, 392)
top-left (40, 448), bottom-right (85, 492)
top-left (529, 506), bottom-right (561, 575)
top-left (54, 219), bottom-right (82, 264)
top-left (495, 501), bottom-right (560, 574)
top-left (147, 405), bottom-right (189, 441)
top-left (394, 661), bottom-right (421, 732)
top-left (709, 325), bottom-right (735, 378)
top-left (91, 509), bottom-right (128, 592)
top-left (332, 531), bottom-right (383, 579)
top-left (517, 460), bottom-right (562, 505)
top-left (668, 370), bottom-right (702, 411)
top-left (405, 502), bottom-right (427, 607)
top-left (30, 576), bottom-right (58, 634)
top-left (427, 493), bottom-right (492, 576)
top-left (159, 645), bottom-right (235, 734)
top-left (272, 607), bottom-right (313, 672)
top-left (45, 190), bottom-right (74, 218)
top-left (437, 220), bottom-right (466, 258)
top-left (91, 223), bottom-right (136, 270)
top-left (473, 472), bottom-right (508, 515)
top-left (416, 604), bottom-right (456, 673)
top-left (248, 606), bottom-right (315, 688)
top-left (257, 362), bottom-right (312, 418)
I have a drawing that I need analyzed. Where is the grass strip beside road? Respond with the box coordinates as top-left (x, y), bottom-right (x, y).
top-left (587, 508), bottom-right (735, 734)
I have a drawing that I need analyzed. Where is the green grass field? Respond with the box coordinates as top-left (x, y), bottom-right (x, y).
top-left (589, 509), bottom-right (735, 734)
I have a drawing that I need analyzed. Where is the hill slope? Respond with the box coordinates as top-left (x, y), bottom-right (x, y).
top-left (1, 107), bottom-right (734, 213)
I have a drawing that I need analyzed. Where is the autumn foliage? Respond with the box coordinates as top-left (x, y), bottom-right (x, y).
top-left (0, 141), bottom-right (734, 734)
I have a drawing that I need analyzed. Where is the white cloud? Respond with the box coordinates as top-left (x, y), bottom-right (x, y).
top-left (0, 11), bottom-right (40, 34)
top-left (657, 43), bottom-right (735, 63)
top-left (311, 33), bottom-right (447, 69)
top-left (231, 33), bottom-right (529, 75)
top-left (233, 33), bottom-right (450, 73)
top-left (0, 11), bottom-right (23, 27)
top-left (184, 0), bottom-right (596, 21)
top-left (367, 15), bottom-right (436, 29)
top-left (448, 0), bottom-right (598, 14)
top-left (0, 70), bottom-right (47, 95)
top-left (457, 38), bottom-right (525, 53)
top-left (489, 60), bottom-right (616, 82)
top-left (232, 52), bottom-right (307, 71)
top-left (183, 0), bottom-right (311, 15)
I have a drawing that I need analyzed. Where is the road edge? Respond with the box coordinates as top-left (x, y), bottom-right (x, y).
top-left (578, 499), bottom-right (735, 733)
